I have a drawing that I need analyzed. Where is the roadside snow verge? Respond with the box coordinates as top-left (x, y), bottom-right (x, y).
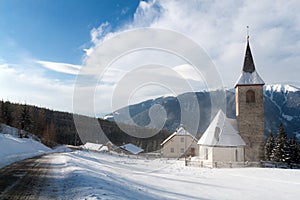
top-left (0, 133), bottom-right (53, 168)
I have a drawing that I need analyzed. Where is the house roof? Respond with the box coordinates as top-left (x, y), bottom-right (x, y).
top-left (119, 143), bottom-right (143, 154)
top-left (83, 142), bottom-right (103, 151)
top-left (161, 127), bottom-right (197, 145)
top-left (235, 41), bottom-right (264, 87)
top-left (198, 110), bottom-right (246, 147)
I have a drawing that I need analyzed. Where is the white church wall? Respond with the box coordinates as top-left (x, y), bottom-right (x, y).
top-left (197, 145), bottom-right (245, 168)
top-left (213, 146), bottom-right (244, 163)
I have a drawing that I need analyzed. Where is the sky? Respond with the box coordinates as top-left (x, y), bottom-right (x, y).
top-left (0, 0), bottom-right (300, 117)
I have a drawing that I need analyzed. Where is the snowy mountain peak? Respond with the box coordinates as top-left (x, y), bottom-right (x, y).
top-left (265, 84), bottom-right (300, 93)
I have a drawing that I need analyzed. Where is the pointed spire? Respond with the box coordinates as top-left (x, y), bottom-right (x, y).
top-left (235, 28), bottom-right (265, 87)
top-left (242, 28), bottom-right (255, 73)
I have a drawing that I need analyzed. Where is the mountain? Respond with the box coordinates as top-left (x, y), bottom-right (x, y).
top-left (105, 84), bottom-right (300, 139)
top-left (264, 84), bottom-right (300, 138)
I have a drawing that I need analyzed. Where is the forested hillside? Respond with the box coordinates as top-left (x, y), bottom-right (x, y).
top-left (0, 100), bottom-right (170, 152)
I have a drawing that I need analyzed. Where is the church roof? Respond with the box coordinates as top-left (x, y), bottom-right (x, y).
top-left (243, 41), bottom-right (255, 73)
top-left (161, 127), bottom-right (197, 145)
top-left (235, 41), bottom-right (265, 87)
top-left (198, 110), bottom-right (246, 147)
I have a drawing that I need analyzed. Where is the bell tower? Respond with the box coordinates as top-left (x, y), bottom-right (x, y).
top-left (235, 36), bottom-right (265, 162)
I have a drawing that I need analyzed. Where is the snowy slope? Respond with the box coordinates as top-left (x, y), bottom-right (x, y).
top-left (265, 84), bottom-right (300, 93)
top-left (0, 133), bottom-right (53, 168)
top-left (40, 151), bottom-right (300, 200)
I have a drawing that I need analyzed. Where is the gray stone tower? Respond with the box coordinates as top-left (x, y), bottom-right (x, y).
top-left (235, 39), bottom-right (265, 162)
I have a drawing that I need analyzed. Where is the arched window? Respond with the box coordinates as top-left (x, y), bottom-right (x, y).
top-left (246, 90), bottom-right (255, 103)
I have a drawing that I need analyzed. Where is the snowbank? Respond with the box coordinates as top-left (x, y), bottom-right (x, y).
top-left (40, 151), bottom-right (300, 200)
top-left (52, 145), bottom-right (73, 153)
top-left (0, 133), bottom-right (53, 168)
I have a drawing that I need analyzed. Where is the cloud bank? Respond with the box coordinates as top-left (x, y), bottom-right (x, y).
top-left (3, 0), bottom-right (300, 117)
top-left (81, 0), bottom-right (300, 116)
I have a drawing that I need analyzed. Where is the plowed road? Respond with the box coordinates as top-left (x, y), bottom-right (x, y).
top-left (0, 154), bottom-right (55, 199)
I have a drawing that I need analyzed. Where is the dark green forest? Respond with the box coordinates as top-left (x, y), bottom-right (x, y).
top-left (0, 100), bottom-right (170, 152)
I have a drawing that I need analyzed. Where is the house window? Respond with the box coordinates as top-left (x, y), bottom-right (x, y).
top-left (170, 148), bottom-right (174, 153)
top-left (180, 148), bottom-right (184, 153)
top-left (191, 148), bottom-right (195, 156)
top-left (205, 148), bottom-right (208, 160)
top-left (235, 149), bottom-right (238, 162)
top-left (246, 90), bottom-right (255, 103)
top-left (181, 137), bottom-right (184, 142)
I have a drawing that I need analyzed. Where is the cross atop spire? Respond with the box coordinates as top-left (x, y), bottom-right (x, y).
top-left (246, 26), bottom-right (250, 42)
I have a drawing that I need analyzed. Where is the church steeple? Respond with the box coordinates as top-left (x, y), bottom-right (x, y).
top-left (235, 30), bottom-right (265, 162)
top-left (243, 41), bottom-right (255, 73)
top-left (235, 38), bottom-right (264, 87)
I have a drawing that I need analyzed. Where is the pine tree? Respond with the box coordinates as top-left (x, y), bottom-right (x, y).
top-left (271, 124), bottom-right (287, 162)
top-left (18, 105), bottom-right (32, 132)
top-left (283, 138), bottom-right (292, 164)
top-left (42, 121), bottom-right (56, 147)
top-left (265, 132), bottom-right (275, 161)
top-left (289, 138), bottom-right (300, 164)
top-left (0, 101), bottom-right (13, 126)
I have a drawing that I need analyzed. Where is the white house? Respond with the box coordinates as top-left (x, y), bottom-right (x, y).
top-left (197, 110), bottom-right (246, 168)
top-left (161, 127), bottom-right (198, 158)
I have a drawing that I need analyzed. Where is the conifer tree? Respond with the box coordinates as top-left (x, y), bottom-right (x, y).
top-left (18, 105), bottom-right (32, 132)
top-left (271, 124), bottom-right (287, 162)
top-left (0, 101), bottom-right (13, 126)
top-left (265, 132), bottom-right (275, 161)
top-left (289, 138), bottom-right (300, 164)
top-left (42, 121), bottom-right (56, 147)
top-left (283, 138), bottom-right (292, 164)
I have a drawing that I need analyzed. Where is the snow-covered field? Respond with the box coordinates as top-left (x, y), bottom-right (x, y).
top-left (40, 151), bottom-right (300, 200)
top-left (1, 132), bottom-right (300, 199)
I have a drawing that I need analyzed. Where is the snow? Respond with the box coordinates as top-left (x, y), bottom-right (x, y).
top-left (282, 114), bottom-right (294, 121)
top-left (83, 142), bottom-right (104, 151)
top-left (40, 151), bottom-right (300, 200)
top-left (235, 70), bottom-right (265, 86)
top-left (0, 132), bottom-right (53, 168)
top-left (103, 114), bottom-right (114, 120)
top-left (1, 131), bottom-right (300, 199)
top-left (265, 84), bottom-right (300, 93)
top-left (53, 145), bottom-right (73, 153)
top-left (161, 127), bottom-right (197, 145)
top-left (198, 110), bottom-right (246, 146)
top-left (120, 143), bottom-right (143, 154)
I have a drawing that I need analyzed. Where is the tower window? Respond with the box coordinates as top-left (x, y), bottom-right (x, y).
top-left (246, 90), bottom-right (255, 103)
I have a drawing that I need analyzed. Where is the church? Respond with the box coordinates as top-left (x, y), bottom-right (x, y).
top-left (197, 37), bottom-right (265, 167)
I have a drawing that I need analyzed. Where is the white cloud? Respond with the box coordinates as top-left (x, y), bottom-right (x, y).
top-left (36, 60), bottom-right (81, 75)
top-left (5, 0), bottom-right (299, 117)
top-left (86, 0), bottom-right (300, 87)
top-left (0, 63), bottom-right (74, 112)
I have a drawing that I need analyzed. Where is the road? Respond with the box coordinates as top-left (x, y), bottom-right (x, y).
top-left (0, 154), bottom-right (54, 200)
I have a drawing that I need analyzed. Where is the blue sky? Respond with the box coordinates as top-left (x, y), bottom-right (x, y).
top-left (0, 0), bottom-right (300, 116)
top-left (0, 0), bottom-right (139, 64)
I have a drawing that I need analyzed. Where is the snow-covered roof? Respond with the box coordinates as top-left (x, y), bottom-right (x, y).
top-left (120, 143), bottom-right (143, 154)
top-left (161, 127), bottom-right (197, 145)
top-left (83, 142), bottom-right (103, 151)
top-left (99, 145), bottom-right (108, 152)
top-left (235, 70), bottom-right (265, 86)
top-left (235, 40), bottom-right (264, 87)
top-left (198, 110), bottom-right (246, 147)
